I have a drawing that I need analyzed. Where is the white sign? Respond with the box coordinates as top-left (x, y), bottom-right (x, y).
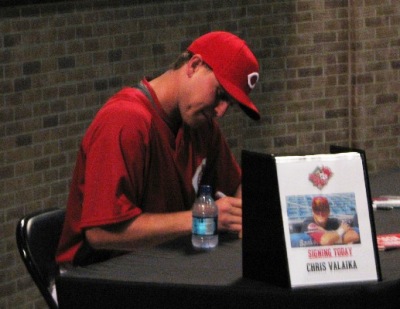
top-left (276, 152), bottom-right (379, 287)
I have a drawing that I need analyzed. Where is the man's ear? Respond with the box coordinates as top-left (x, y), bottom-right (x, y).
top-left (186, 54), bottom-right (203, 77)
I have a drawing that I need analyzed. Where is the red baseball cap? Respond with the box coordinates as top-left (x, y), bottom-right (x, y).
top-left (312, 196), bottom-right (330, 212)
top-left (187, 31), bottom-right (260, 120)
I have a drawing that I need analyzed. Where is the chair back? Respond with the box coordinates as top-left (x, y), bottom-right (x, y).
top-left (16, 208), bottom-right (65, 309)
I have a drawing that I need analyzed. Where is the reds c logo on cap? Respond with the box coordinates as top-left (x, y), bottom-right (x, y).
top-left (247, 72), bottom-right (259, 89)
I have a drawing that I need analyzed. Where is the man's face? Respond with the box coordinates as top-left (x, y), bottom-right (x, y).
top-left (312, 204), bottom-right (330, 227)
top-left (178, 60), bottom-right (236, 128)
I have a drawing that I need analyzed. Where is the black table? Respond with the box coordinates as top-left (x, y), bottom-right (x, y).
top-left (57, 171), bottom-right (400, 309)
top-left (56, 210), bottom-right (400, 309)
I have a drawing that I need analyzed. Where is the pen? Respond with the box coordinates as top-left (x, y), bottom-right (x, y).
top-left (215, 191), bottom-right (227, 199)
top-left (374, 205), bottom-right (393, 210)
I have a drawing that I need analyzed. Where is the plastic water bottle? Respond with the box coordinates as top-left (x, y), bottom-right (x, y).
top-left (192, 185), bottom-right (219, 250)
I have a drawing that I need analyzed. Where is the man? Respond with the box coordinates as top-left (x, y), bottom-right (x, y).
top-left (301, 196), bottom-right (360, 246)
top-left (56, 31), bottom-right (260, 266)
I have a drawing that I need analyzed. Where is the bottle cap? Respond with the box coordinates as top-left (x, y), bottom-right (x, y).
top-left (199, 185), bottom-right (212, 195)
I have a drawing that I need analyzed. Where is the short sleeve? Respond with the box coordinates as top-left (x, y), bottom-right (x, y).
top-left (80, 97), bottom-right (152, 228)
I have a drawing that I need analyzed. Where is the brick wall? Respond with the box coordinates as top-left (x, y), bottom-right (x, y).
top-left (350, 0), bottom-right (400, 171)
top-left (0, 0), bottom-right (399, 307)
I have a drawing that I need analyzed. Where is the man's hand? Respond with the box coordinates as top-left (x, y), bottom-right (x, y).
top-left (215, 196), bottom-right (242, 235)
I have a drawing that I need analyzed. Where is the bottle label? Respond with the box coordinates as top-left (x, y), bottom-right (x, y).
top-left (192, 217), bottom-right (218, 236)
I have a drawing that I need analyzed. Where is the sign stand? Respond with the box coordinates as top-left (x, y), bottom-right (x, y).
top-left (242, 148), bottom-right (381, 288)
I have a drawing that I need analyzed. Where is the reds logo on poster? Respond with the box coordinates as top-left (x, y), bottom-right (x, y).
top-left (309, 166), bottom-right (333, 190)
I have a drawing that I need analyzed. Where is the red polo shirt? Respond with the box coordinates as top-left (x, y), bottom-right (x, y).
top-left (56, 81), bottom-right (241, 265)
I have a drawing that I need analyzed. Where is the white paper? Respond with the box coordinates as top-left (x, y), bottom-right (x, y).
top-left (276, 152), bottom-right (379, 287)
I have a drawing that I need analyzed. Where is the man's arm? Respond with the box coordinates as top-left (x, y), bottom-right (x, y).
top-left (85, 189), bottom-right (243, 251)
top-left (85, 211), bottom-right (192, 251)
top-left (320, 222), bottom-right (360, 245)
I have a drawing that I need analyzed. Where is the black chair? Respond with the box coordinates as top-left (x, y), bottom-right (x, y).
top-left (16, 208), bottom-right (65, 309)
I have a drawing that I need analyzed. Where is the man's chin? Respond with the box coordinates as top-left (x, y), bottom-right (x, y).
top-left (185, 114), bottom-right (210, 128)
